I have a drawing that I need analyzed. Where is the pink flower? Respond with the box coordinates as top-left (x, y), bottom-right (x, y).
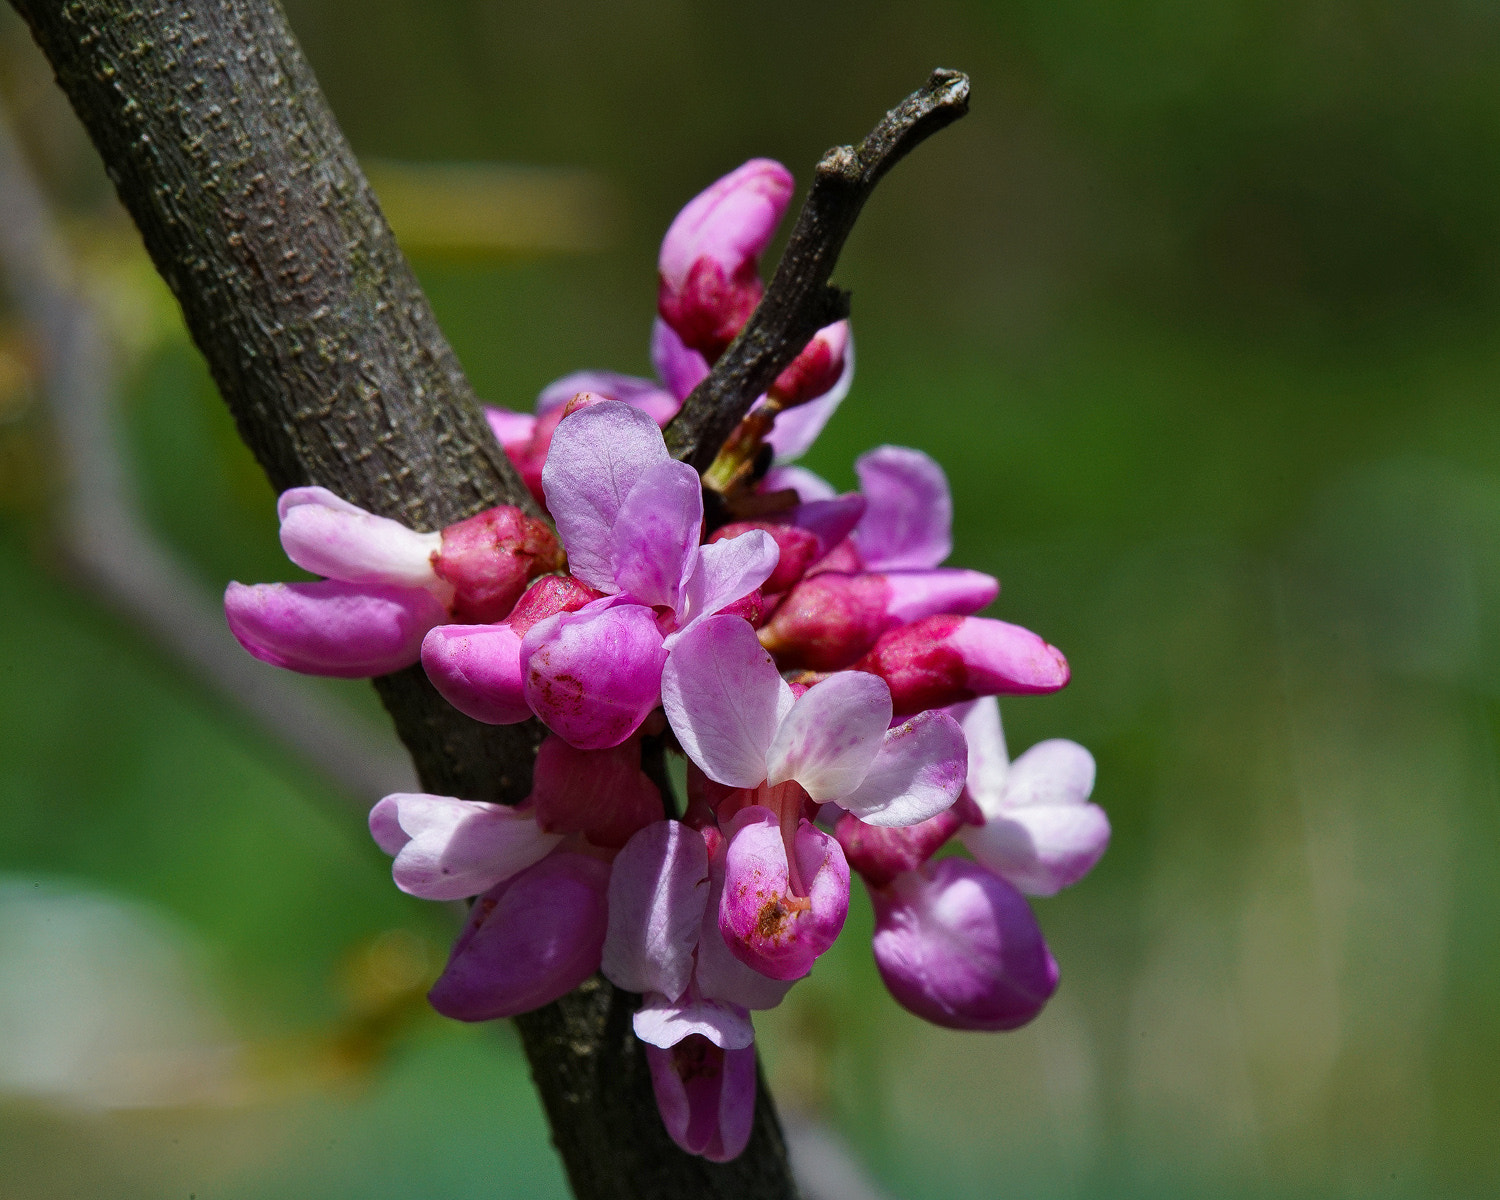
top-left (954, 697), bottom-right (1110, 896)
top-left (870, 857), bottom-right (1059, 1031)
top-left (368, 791), bottom-right (610, 1021)
top-left (661, 616), bottom-right (967, 978)
top-left (225, 487), bottom-right (559, 677)
top-left (517, 401), bottom-right (778, 748)
top-left (602, 820), bottom-right (788, 1161)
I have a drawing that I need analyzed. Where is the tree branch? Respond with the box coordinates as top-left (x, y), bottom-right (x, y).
top-left (663, 68), bottom-right (970, 470)
top-left (8, 1), bottom-right (795, 1196)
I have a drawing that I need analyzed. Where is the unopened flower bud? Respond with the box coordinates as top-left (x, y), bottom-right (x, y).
top-left (434, 505), bottom-right (564, 623)
top-left (711, 521), bottom-right (822, 594)
top-left (760, 569), bottom-right (999, 672)
top-left (855, 615), bottom-right (1070, 714)
top-left (834, 802), bottom-right (973, 890)
top-left (769, 320), bottom-right (849, 408)
top-left (530, 734), bottom-right (663, 849)
top-left (658, 159), bottom-right (794, 360)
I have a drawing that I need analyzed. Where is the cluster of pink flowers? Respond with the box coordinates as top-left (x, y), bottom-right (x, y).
top-left (225, 159), bottom-right (1109, 1162)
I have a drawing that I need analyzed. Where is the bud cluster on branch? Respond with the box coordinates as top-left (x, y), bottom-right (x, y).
top-left (225, 159), bottom-right (1110, 1162)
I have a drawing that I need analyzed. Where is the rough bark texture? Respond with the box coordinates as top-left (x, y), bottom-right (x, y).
top-left (664, 67), bottom-right (970, 471)
top-left (9, 1), bottom-right (795, 1196)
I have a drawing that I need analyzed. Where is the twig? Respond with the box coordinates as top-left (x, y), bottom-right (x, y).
top-left (664, 68), bottom-right (970, 470)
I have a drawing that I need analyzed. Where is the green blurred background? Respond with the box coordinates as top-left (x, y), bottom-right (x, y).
top-left (3, 1), bottom-right (1498, 1197)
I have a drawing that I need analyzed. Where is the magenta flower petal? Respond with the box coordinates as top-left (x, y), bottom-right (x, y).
top-left (870, 858), bottom-right (1058, 1031)
top-left (764, 324), bottom-right (854, 463)
top-left (484, 406), bottom-right (537, 450)
top-left (659, 158), bottom-right (793, 290)
top-left (368, 793), bottom-right (560, 901)
top-left (646, 1038), bottom-right (757, 1162)
top-left (225, 580), bottom-right (445, 677)
top-left (670, 530), bottom-right (779, 642)
top-left (278, 496), bottom-right (442, 590)
top-left (634, 996), bottom-right (754, 1051)
top-left (541, 401), bottom-right (672, 592)
top-left (602, 821), bottom-right (710, 1001)
top-left (529, 735), bottom-right (663, 849)
top-left (428, 852), bottom-right (610, 1022)
top-left (765, 672), bottom-right (892, 801)
top-left (694, 855), bottom-right (796, 1011)
top-left (522, 600), bottom-right (668, 749)
top-left (719, 807), bottom-right (849, 980)
top-left (661, 616), bottom-right (793, 788)
top-left (651, 318), bottom-right (710, 401)
top-left (853, 446), bottom-right (953, 570)
top-left (421, 623), bottom-right (531, 724)
top-left (609, 458), bottom-right (703, 610)
top-left (834, 807), bottom-right (968, 890)
top-left (883, 568), bottom-right (999, 622)
top-left (782, 493), bottom-right (866, 557)
top-left (952, 696), bottom-right (1010, 800)
top-left (536, 370), bottom-right (680, 425)
top-left (837, 708), bottom-right (967, 827)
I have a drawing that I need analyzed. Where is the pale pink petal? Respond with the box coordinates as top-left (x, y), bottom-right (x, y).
top-left (602, 821), bottom-right (710, 1001)
top-left (483, 406), bottom-right (537, 449)
top-left (536, 370), bottom-right (680, 425)
top-left (540, 401), bottom-right (672, 592)
top-left (276, 485), bottom-right (366, 521)
top-left (883, 568), bottom-right (999, 622)
top-left (369, 793), bottom-right (560, 901)
top-left (718, 807), bottom-right (849, 980)
top-left (421, 623), bottom-right (531, 725)
top-left (651, 318), bottom-right (710, 401)
top-left (962, 803), bottom-right (1111, 896)
top-left (659, 158), bottom-right (794, 288)
top-left (633, 996), bottom-right (754, 1051)
top-left (279, 500), bottom-right (442, 589)
top-left (428, 853), bottom-right (609, 1022)
top-left (645, 1038), bottom-right (757, 1162)
top-left (836, 709), bottom-right (967, 827)
top-left (225, 580), bottom-right (444, 677)
top-left (952, 696), bottom-right (1009, 809)
top-left (1001, 739), bottom-right (1097, 809)
top-left (609, 459), bottom-right (703, 609)
top-left (853, 446), bottom-right (953, 570)
top-left (764, 325), bottom-right (855, 463)
top-left (870, 858), bottom-right (1058, 1031)
top-left (668, 530), bottom-right (779, 643)
top-left (765, 672), bottom-right (892, 801)
top-left (521, 600), bottom-right (668, 749)
top-left (762, 464), bottom-right (836, 503)
top-left (661, 616), bottom-right (793, 787)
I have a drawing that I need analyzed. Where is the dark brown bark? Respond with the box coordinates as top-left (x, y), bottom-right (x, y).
top-left (8, 1), bottom-right (795, 1195)
top-left (663, 67), bottom-right (970, 471)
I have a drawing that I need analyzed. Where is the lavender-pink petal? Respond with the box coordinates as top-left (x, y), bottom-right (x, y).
top-left (763, 325), bottom-right (855, 463)
top-left (661, 616), bottom-right (793, 787)
top-left (645, 1038), bottom-right (757, 1162)
top-left (762, 464), bottom-right (837, 504)
top-left (883, 568), bottom-right (999, 623)
top-left (421, 622), bottom-right (532, 725)
top-left (521, 600), bottom-right (668, 749)
top-left (368, 792), bottom-right (560, 902)
top-left (836, 708), bottom-right (967, 827)
top-left (658, 158), bottom-right (794, 288)
top-left (853, 446), bottom-right (953, 570)
top-left (870, 858), bottom-right (1058, 1031)
top-left (669, 529), bottom-right (779, 642)
top-left (428, 852), bottom-right (610, 1022)
top-left (278, 499), bottom-right (442, 590)
top-left (633, 995), bottom-right (755, 1051)
top-left (536, 370), bottom-right (681, 425)
top-left (781, 494), bottom-right (866, 557)
top-left (764, 671), bottom-right (892, 801)
top-left (484, 406), bottom-right (537, 450)
top-left (540, 401), bottom-right (672, 593)
top-left (224, 580), bottom-right (445, 678)
top-left (651, 318), bottom-right (710, 402)
top-left (609, 458), bottom-right (703, 610)
top-left (695, 854), bottom-right (797, 1011)
top-left (602, 820), bottom-right (710, 1001)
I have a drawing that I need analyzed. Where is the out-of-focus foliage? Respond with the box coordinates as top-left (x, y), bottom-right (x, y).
top-left (3, 2), bottom-right (1499, 1198)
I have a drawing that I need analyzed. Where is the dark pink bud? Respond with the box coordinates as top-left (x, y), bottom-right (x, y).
top-left (645, 1037), bottom-right (757, 1162)
top-left (506, 573), bottom-right (602, 636)
top-left (711, 521), bottom-right (822, 595)
top-left (715, 588), bottom-right (765, 628)
top-left (659, 258), bottom-right (762, 361)
top-left (434, 506), bottom-right (565, 624)
top-left (768, 321), bottom-right (849, 408)
top-left (757, 572), bottom-right (891, 671)
top-left (834, 807), bottom-right (967, 890)
top-left (856, 615), bottom-right (1070, 715)
top-left (530, 734), bottom-right (663, 849)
